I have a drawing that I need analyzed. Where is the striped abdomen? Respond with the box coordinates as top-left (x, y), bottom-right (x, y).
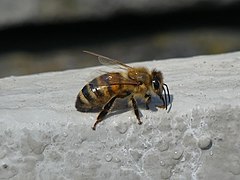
top-left (75, 73), bottom-right (134, 112)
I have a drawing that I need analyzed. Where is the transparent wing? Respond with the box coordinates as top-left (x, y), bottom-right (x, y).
top-left (83, 50), bottom-right (133, 70)
top-left (97, 72), bottom-right (139, 86)
top-left (98, 57), bottom-right (131, 70)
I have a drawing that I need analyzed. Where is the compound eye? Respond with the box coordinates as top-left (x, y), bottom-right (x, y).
top-left (152, 79), bottom-right (160, 90)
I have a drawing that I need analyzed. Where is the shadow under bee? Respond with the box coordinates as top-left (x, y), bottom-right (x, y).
top-left (79, 94), bottom-right (173, 119)
top-left (147, 94), bottom-right (173, 113)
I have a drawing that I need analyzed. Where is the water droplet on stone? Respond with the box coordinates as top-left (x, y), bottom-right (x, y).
top-left (158, 140), bottom-right (169, 152)
top-left (198, 136), bottom-right (212, 150)
top-left (63, 132), bottom-right (68, 137)
top-left (160, 160), bottom-right (165, 166)
top-left (172, 149), bottom-right (184, 160)
top-left (115, 123), bottom-right (128, 134)
top-left (27, 134), bottom-right (46, 154)
top-left (210, 151), bottom-right (213, 156)
top-left (181, 156), bottom-right (186, 162)
top-left (113, 157), bottom-right (121, 163)
top-left (105, 153), bottom-right (113, 162)
top-left (130, 149), bottom-right (142, 162)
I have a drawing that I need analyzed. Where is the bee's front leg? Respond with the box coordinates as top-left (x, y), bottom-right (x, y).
top-left (155, 94), bottom-right (167, 110)
top-left (144, 94), bottom-right (151, 110)
top-left (131, 97), bottom-right (142, 125)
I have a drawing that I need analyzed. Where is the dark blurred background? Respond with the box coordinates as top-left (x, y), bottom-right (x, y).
top-left (0, 0), bottom-right (240, 78)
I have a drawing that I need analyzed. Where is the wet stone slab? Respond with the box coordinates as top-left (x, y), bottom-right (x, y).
top-left (0, 52), bottom-right (240, 179)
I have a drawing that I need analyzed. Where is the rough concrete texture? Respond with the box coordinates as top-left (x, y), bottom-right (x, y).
top-left (0, 0), bottom-right (238, 26)
top-left (0, 52), bottom-right (240, 180)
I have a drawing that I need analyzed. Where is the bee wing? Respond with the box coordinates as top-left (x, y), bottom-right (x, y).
top-left (108, 76), bottom-right (139, 86)
top-left (83, 50), bottom-right (133, 70)
top-left (97, 72), bottom-right (139, 86)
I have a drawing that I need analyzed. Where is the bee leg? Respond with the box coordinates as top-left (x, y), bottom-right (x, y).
top-left (144, 94), bottom-right (151, 110)
top-left (159, 94), bottom-right (166, 108)
top-left (156, 94), bottom-right (166, 109)
top-left (131, 97), bottom-right (142, 125)
top-left (92, 96), bottom-right (117, 130)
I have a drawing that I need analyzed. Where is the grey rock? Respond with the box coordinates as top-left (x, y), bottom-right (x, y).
top-left (0, 52), bottom-right (240, 179)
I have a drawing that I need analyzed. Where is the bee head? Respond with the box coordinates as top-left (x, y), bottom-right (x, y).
top-left (151, 69), bottom-right (164, 94)
top-left (151, 69), bottom-right (170, 110)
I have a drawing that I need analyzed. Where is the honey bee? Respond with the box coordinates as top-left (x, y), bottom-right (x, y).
top-left (75, 51), bottom-right (170, 130)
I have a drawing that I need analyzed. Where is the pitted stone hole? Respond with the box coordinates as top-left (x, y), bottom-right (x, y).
top-left (2, 163), bottom-right (8, 169)
top-left (160, 160), bottom-right (165, 166)
top-left (105, 153), bottom-right (113, 162)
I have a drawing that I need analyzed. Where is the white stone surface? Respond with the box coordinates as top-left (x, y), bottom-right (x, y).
top-left (0, 52), bottom-right (240, 179)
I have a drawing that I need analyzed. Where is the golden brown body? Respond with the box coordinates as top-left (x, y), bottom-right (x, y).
top-left (76, 69), bottom-right (150, 111)
top-left (75, 51), bottom-right (170, 130)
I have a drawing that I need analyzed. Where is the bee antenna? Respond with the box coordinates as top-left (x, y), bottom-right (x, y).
top-left (163, 83), bottom-right (170, 103)
top-left (162, 87), bottom-right (168, 110)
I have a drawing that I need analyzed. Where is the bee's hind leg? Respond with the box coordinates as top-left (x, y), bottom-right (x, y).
top-left (93, 96), bottom-right (117, 130)
top-left (144, 94), bottom-right (151, 110)
top-left (131, 97), bottom-right (142, 125)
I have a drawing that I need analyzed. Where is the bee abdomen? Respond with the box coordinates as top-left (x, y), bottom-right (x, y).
top-left (75, 85), bottom-right (94, 111)
top-left (75, 94), bottom-right (87, 111)
top-left (75, 73), bottom-right (125, 112)
top-left (75, 82), bottom-right (107, 111)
